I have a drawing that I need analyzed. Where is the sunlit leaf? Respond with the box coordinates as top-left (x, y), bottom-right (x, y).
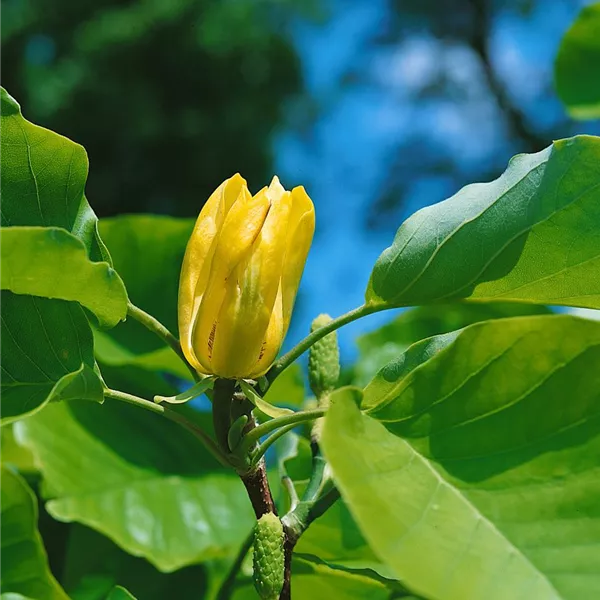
top-left (93, 329), bottom-right (190, 380)
top-left (16, 400), bottom-right (254, 572)
top-left (1, 425), bottom-right (36, 473)
top-left (1, 227), bottom-right (127, 327)
top-left (0, 88), bottom-right (110, 263)
top-left (354, 302), bottom-right (551, 385)
top-left (274, 433), bottom-right (393, 578)
top-left (368, 136), bottom-right (600, 310)
top-left (323, 316), bottom-right (600, 600)
top-left (97, 215), bottom-right (193, 367)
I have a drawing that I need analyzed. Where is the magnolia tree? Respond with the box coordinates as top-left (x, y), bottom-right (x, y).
top-left (2, 5), bottom-right (600, 600)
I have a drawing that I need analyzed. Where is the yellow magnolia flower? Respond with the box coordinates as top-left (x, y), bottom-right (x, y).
top-left (179, 174), bottom-right (315, 379)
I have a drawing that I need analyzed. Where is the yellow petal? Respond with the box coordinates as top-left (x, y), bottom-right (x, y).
top-left (248, 282), bottom-right (284, 377)
top-left (191, 186), bottom-right (271, 372)
top-left (178, 174), bottom-right (245, 371)
top-left (248, 187), bottom-right (314, 376)
top-left (267, 175), bottom-right (286, 203)
top-left (281, 186), bottom-right (315, 334)
top-left (210, 189), bottom-right (293, 377)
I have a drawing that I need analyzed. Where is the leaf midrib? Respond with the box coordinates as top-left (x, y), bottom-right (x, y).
top-left (386, 436), bottom-right (563, 600)
top-left (436, 180), bottom-right (600, 302)
top-left (383, 155), bottom-right (548, 301)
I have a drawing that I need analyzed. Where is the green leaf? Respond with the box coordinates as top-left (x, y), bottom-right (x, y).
top-left (1, 227), bottom-right (128, 327)
top-left (367, 136), bottom-right (600, 310)
top-left (290, 555), bottom-right (397, 599)
top-left (1, 425), bottom-right (36, 473)
top-left (240, 380), bottom-right (294, 419)
top-left (323, 315), bottom-right (600, 600)
top-left (106, 587), bottom-right (136, 600)
top-left (93, 329), bottom-right (190, 380)
top-left (98, 362), bottom-right (180, 404)
top-left (91, 215), bottom-right (195, 391)
top-left (555, 4), bottom-right (600, 119)
top-left (0, 88), bottom-right (110, 263)
top-left (274, 433), bottom-right (393, 578)
top-left (296, 500), bottom-right (394, 578)
top-left (62, 524), bottom-right (207, 600)
top-left (354, 302), bottom-right (551, 385)
top-left (16, 399), bottom-right (255, 572)
top-left (154, 377), bottom-right (215, 405)
top-left (0, 466), bottom-right (69, 600)
top-left (1, 291), bottom-right (104, 424)
top-left (97, 215), bottom-right (193, 353)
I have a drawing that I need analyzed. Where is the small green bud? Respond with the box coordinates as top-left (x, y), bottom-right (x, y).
top-left (227, 414), bottom-right (249, 451)
top-left (308, 314), bottom-right (340, 400)
top-left (253, 512), bottom-right (285, 600)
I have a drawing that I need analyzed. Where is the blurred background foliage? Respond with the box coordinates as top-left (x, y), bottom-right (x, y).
top-left (2, 0), bottom-right (313, 215)
top-left (2, 0), bottom-right (598, 354)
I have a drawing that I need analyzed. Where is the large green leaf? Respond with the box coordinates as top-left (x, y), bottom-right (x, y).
top-left (323, 315), bottom-right (600, 600)
top-left (555, 3), bottom-right (600, 119)
top-left (93, 329), bottom-right (190, 380)
top-left (0, 466), bottom-right (68, 600)
top-left (1, 227), bottom-right (127, 327)
top-left (367, 136), bottom-right (600, 310)
top-left (274, 433), bottom-right (390, 576)
top-left (93, 215), bottom-right (195, 392)
top-left (0, 88), bottom-right (109, 263)
top-left (354, 302), bottom-right (551, 385)
top-left (16, 399), bottom-right (254, 572)
top-left (296, 500), bottom-right (393, 577)
top-left (1, 425), bottom-right (36, 473)
top-left (62, 525), bottom-right (205, 600)
top-left (1, 291), bottom-right (104, 424)
top-left (98, 216), bottom-right (192, 350)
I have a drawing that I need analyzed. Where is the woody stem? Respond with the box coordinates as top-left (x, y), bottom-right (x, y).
top-left (212, 378), bottom-right (236, 453)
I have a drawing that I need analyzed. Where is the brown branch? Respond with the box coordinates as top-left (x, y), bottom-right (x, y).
top-left (240, 458), bottom-right (278, 518)
top-left (280, 526), bottom-right (297, 600)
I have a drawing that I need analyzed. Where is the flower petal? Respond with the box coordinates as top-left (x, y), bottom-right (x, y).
top-left (178, 174), bottom-right (246, 371)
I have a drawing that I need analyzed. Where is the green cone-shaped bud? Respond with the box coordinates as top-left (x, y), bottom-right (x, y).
top-left (308, 314), bottom-right (340, 400)
top-left (253, 512), bottom-right (285, 600)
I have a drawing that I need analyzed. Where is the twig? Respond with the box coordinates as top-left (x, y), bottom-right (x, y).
top-left (265, 303), bottom-right (387, 386)
top-left (239, 408), bottom-right (326, 455)
top-left (103, 388), bottom-right (228, 467)
top-left (250, 423), bottom-right (299, 467)
top-left (126, 301), bottom-right (200, 382)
